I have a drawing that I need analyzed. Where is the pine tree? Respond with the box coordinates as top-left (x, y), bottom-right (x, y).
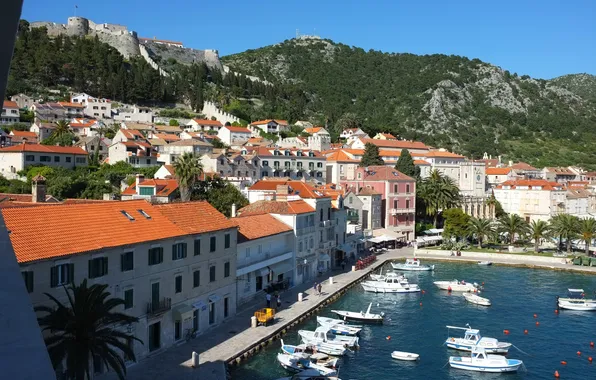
top-left (359, 143), bottom-right (384, 167)
top-left (394, 148), bottom-right (420, 178)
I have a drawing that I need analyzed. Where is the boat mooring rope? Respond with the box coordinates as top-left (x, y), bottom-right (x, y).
top-left (441, 359), bottom-right (450, 368)
top-left (512, 344), bottom-right (533, 357)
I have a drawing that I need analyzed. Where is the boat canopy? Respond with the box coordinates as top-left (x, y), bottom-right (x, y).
top-left (569, 288), bottom-right (584, 293)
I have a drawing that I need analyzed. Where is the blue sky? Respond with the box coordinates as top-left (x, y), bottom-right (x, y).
top-left (21, 0), bottom-right (595, 79)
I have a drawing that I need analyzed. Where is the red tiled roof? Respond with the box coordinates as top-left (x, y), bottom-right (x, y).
top-left (121, 179), bottom-right (179, 197)
top-left (360, 138), bottom-right (430, 151)
top-left (250, 119), bottom-right (289, 126)
top-left (486, 167), bottom-right (512, 175)
top-left (119, 129), bottom-right (145, 139)
top-left (0, 143), bottom-right (87, 155)
top-left (153, 202), bottom-right (237, 234)
top-left (352, 166), bottom-right (414, 182)
top-left (496, 179), bottom-right (563, 191)
top-left (248, 180), bottom-right (329, 199)
top-left (224, 126), bottom-right (251, 133)
top-left (304, 127), bottom-right (323, 134)
top-left (414, 159), bottom-right (430, 166)
top-left (58, 101), bottom-right (84, 108)
top-left (3, 100), bottom-right (18, 109)
top-left (326, 150), bottom-right (359, 163)
top-left (153, 133), bottom-right (180, 142)
top-left (545, 167), bottom-right (575, 175)
top-left (234, 214), bottom-right (293, 242)
top-left (9, 131), bottom-right (37, 138)
top-left (70, 119), bottom-right (97, 128)
top-left (424, 150), bottom-right (465, 158)
top-left (1, 200), bottom-right (189, 263)
top-left (378, 133), bottom-right (396, 139)
top-left (238, 200), bottom-right (316, 216)
top-left (192, 119), bottom-right (223, 127)
top-left (510, 162), bottom-right (538, 171)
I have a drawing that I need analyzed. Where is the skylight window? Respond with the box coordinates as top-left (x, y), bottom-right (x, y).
top-left (120, 210), bottom-right (135, 221)
top-left (138, 209), bottom-right (152, 219)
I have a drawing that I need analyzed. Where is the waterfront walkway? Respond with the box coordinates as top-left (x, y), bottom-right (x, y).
top-left (101, 248), bottom-right (596, 380)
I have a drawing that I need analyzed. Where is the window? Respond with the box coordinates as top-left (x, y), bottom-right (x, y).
top-left (299, 241), bottom-right (303, 251)
top-left (40, 156), bottom-right (51, 162)
top-left (210, 236), bottom-right (216, 252)
top-left (193, 270), bottom-right (200, 288)
top-left (406, 199), bottom-right (410, 209)
top-left (22, 271), bottom-right (34, 293)
top-left (54, 156), bottom-right (60, 162)
top-left (124, 289), bottom-right (133, 309)
top-left (263, 160), bottom-right (269, 166)
top-left (394, 184), bottom-right (398, 193)
top-left (357, 173), bottom-right (362, 179)
top-left (224, 234), bottom-right (230, 249)
top-left (328, 208), bottom-right (331, 220)
top-left (210, 266), bottom-right (216, 282)
top-left (75, 157), bottom-right (86, 164)
top-left (406, 184), bottom-right (411, 193)
top-left (65, 157), bottom-right (72, 163)
top-left (174, 321), bottom-right (181, 340)
top-left (320, 208), bottom-right (323, 221)
top-left (224, 262), bottom-right (230, 278)
top-left (394, 200), bottom-right (398, 208)
top-left (88, 257), bottom-right (108, 278)
top-left (121, 251), bottom-right (134, 272)
top-left (224, 296), bottom-right (229, 318)
top-left (25, 155), bottom-right (34, 162)
top-left (172, 243), bottom-right (187, 260)
top-left (317, 162), bottom-right (323, 168)
top-left (175, 275), bottom-right (182, 293)
top-left (139, 187), bottom-right (154, 196)
top-left (194, 239), bottom-right (201, 255)
top-left (245, 247), bottom-right (250, 257)
top-left (148, 247), bottom-right (164, 265)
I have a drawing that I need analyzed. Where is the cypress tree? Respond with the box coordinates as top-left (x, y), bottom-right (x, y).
top-left (394, 148), bottom-right (420, 178)
top-left (359, 143), bottom-right (384, 167)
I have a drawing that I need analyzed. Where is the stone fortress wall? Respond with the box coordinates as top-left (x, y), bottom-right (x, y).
top-left (201, 101), bottom-right (241, 125)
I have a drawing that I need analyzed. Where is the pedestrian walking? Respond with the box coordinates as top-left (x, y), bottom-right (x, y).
top-left (313, 282), bottom-right (318, 295)
top-left (341, 259), bottom-right (346, 271)
top-left (317, 282), bottom-right (322, 295)
top-left (277, 293), bottom-right (282, 308)
top-left (266, 292), bottom-right (271, 308)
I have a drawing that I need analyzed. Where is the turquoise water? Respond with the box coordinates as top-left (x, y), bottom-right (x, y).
top-left (231, 261), bottom-right (596, 379)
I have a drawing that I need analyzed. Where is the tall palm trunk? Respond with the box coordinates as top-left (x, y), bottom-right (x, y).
top-left (534, 238), bottom-right (539, 253)
top-left (586, 240), bottom-right (590, 256)
top-left (478, 238), bottom-right (482, 249)
top-left (566, 238), bottom-right (572, 253)
top-left (433, 213), bottom-right (438, 228)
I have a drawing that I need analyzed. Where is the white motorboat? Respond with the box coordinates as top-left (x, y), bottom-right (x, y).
top-left (449, 347), bottom-right (523, 373)
top-left (277, 353), bottom-right (338, 376)
top-left (434, 280), bottom-right (479, 292)
top-left (281, 338), bottom-right (348, 357)
top-left (558, 288), bottom-right (596, 311)
top-left (316, 317), bottom-right (362, 336)
top-left (299, 327), bottom-right (359, 348)
top-left (275, 368), bottom-right (341, 380)
top-left (391, 258), bottom-right (434, 271)
top-left (331, 303), bottom-right (384, 323)
top-left (391, 351), bottom-right (419, 361)
top-left (445, 325), bottom-right (511, 353)
top-left (477, 261), bottom-right (492, 266)
top-left (369, 267), bottom-right (398, 281)
top-left (463, 293), bottom-right (491, 306)
top-left (361, 272), bottom-right (421, 293)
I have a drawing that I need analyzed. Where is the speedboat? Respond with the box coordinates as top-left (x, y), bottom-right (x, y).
top-left (449, 346), bottom-right (523, 373)
top-left (558, 288), bottom-right (596, 311)
top-left (445, 325), bottom-right (511, 353)
top-left (277, 353), bottom-right (338, 376)
top-left (282, 338), bottom-right (348, 357)
top-left (299, 327), bottom-right (359, 348)
top-left (391, 258), bottom-right (434, 271)
top-left (434, 280), bottom-right (479, 292)
top-left (478, 261), bottom-right (492, 266)
top-left (274, 368), bottom-right (342, 380)
top-left (316, 317), bottom-right (362, 336)
top-left (361, 272), bottom-right (421, 293)
top-left (391, 351), bottom-right (419, 361)
top-left (463, 293), bottom-right (491, 306)
top-left (331, 303), bottom-right (384, 323)
top-left (370, 267), bottom-right (398, 281)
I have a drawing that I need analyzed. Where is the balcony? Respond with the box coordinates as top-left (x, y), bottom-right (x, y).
top-left (320, 220), bottom-right (334, 228)
top-left (297, 226), bottom-right (315, 235)
top-left (146, 297), bottom-right (171, 317)
top-left (390, 208), bottom-right (416, 214)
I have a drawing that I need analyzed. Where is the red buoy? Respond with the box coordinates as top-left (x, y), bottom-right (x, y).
top-left (589, 356), bottom-right (593, 363)
top-left (419, 302), bottom-right (423, 306)
top-left (422, 290), bottom-right (426, 294)
top-left (591, 341), bottom-right (595, 347)
top-left (533, 313), bottom-right (538, 318)
top-left (448, 286), bottom-right (452, 292)
top-left (554, 370), bottom-right (560, 378)
top-left (561, 361), bottom-right (567, 365)
top-left (524, 329), bottom-right (528, 334)
top-left (482, 282), bottom-right (485, 286)
top-left (503, 329), bottom-right (510, 335)
top-left (386, 336), bottom-right (391, 340)
top-left (536, 321), bottom-right (540, 326)
top-left (577, 351), bottom-right (582, 356)
top-left (555, 309), bottom-right (559, 314)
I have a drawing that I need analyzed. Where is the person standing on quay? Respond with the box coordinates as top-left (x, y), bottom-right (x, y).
top-left (313, 282), bottom-right (318, 295)
top-left (277, 293), bottom-right (282, 309)
top-left (266, 292), bottom-right (271, 308)
top-left (317, 282), bottom-right (322, 296)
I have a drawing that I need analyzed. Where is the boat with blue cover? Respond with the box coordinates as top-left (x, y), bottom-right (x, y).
top-left (449, 346), bottom-right (523, 373)
top-left (445, 325), bottom-right (511, 353)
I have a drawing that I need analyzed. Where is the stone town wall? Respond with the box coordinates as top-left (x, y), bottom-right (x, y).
top-left (201, 101), bottom-right (241, 125)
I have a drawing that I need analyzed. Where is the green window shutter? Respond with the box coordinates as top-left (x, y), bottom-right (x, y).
top-left (69, 264), bottom-right (74, 283)
top-left (50, 266), bottom-right (57, 288)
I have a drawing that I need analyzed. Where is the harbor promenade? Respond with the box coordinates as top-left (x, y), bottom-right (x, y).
top-left (99, 247), bottom-right (596, 380)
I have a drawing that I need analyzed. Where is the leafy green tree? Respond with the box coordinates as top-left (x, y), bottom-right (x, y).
top-left (497, 214), bottom-right (530, 245)
top-left (550, 214), bottom-right (580, 252)
top-left (334, 113), bottom-right (362, 135)
top-left (169, 119), bottom-right (179, 126)
top-left (579, 218), bottom-right (596, 255)
top-left (529, 220), bottom-right (550, 252)
top-left (359, 143), bottom-right (384, 167)
top-left (417, 169), bottom-right (460, 227)
top-left (394, 148), bottom-right (420, 178)
top-left (173, 152), bottom-right (203, 202)
top-left (35, 280), bottom-right (142, 380)
top-left (467, 217), bottom-right (494, 248)
top-left (191, 176), bottom-right (249, 216)
top-left (42, 132), bottom-right (76, 147)
top-left (442, 208), bottom-right (470, 241)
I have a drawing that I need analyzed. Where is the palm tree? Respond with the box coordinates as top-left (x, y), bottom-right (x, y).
top-left (35, 280), bottom-right (141, 380)
top-left (579, 218), bottom-right (596, 255)
top-left (418, 169), bottom-right (460, 227)
top-left (497, 214), bottom-right (529, 245)
top-left (529, 220), bottom-right (550, 252)
top-left (467, 217), bottom-right (494, 249)
top-left (52, 119), bottom-right (71, 139)
top-left (173, 152), bottom-right (203, 202)
top-left (550, 214), bottom-right (580, 252)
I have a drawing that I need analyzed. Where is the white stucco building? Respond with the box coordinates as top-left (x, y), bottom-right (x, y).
top-left (1, 100), bottom-right (20, 124)
top-left (0, 144), bottom-right (88, 179)
top-left (217, 125), bottom-right (251, 146)
top-left (493, 179), bottom-right (566, 222)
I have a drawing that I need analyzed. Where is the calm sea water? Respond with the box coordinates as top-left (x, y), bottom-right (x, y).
top-left (231, 262), bottom-right (596, 380)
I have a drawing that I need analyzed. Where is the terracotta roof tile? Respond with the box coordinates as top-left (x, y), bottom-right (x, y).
top-left (496, 179), bottom-right (563, 191)
top-left (325, 150), bottom-right (358, 162)
top-left (121, 179), bottom-right (179, 196)
top-left (250, 119), bottom-right (289, 126)
top-left (351, 166), bottom-right (414, 182)
top-left (3, 100), bottom-right (18, 108)
top-left (192, 119), bottom-right (223, 127)
top-left (424, 150), bottom-right (465, 158)
top-left (0, 144), bottom-right (87, 155)
top-left (248, 180), bottom-right (329, 198)
top-left (238, 200), bottom-right (315, 216)
top-left (58, 101), bottom-right (84, 108)
top-left (360, 138), bottom-right (430, 150)
top-left (153, 133), bottom-right (180, 142)
top-left (510, 162), bottom-right (538, 171)
top-left (224, 126), bottom-right (251, 133)
top-left (234, 214), bottom-right (292, 243)
top-left (2, 200), bottom-right (189, 263)
top-left (304, 127), bottom-right (322, 134)
top-left (153, 202), bottom-right (237, 234)
top-left (414, 159), bottom-right (430, 166)
top-left (9, 131), bottom-right (37, 138)
top-left (486, 167), bottom-right (512, 175)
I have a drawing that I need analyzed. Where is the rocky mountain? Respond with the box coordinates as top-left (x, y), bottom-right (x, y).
top-left (223, 38), bottom-right (596, 167)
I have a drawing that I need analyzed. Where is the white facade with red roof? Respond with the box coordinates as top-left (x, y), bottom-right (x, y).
top-left (108, 141), bottom-right (158, 167)
top-left (121, 174), bottom-right (179, 202)
top-left (494, 179), bottom-right (567, 222)
top-left (247, 146), bottom-right (326, 182)
top-left (217, 125), bottom-right (251, 146)
top-left (1, 100), bottom-right (20, 124)
top-left (70, 93), bottom-right (112, 119)
top-left (248, 119), bottom-right (289, 136)
top-left (0, 144), bottom-right (88, 178)
top-left (187, 118), bottom-right (224, 132)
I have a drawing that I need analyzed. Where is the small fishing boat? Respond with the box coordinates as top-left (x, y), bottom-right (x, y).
top-left (361, 272), bottom-right (421, 293)
top-left (299, 327), bottom-right (359, 348)
top-left (369, 267), bottom-right (398, 281)
top-left (463, 293), bottom-right (491, 306)
top-left (558, 289), bottom-right (596, 311)
top-left (331, 303), bottom-right (384, 323)
top-left (282, 339), bottom-right (348, 357)
top-left (449, 347), bottom-right (523, 373)
top-left (434, 280), bottom-right (479, 292)
top-left (274, 368), bottom-right (341, 380)
top-left (477, 261), bottom-right (492, 266)
top-left (391, 258), bottom-right (434, 271)
top-left (391, 351), bottom-right (420, 361)
top-left (445, 325), bottom-right (511, 353)
top-left (316, 317), bottom-right (362, 336)
top-left (277, 353), bottom-right (338, 376)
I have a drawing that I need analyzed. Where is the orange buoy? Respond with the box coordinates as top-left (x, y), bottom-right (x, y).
top-left (561, 360), bottom-right (567, 365)
top-left (591, 341), bottom-right (595, 347)
top-left (589, 356), bottom-right (593, 363)
top-left (536, 321), bottom-right (540, 326)
top-left (482, 282), bottom-right (485, 286)
top-left (555, 309), bottom-right (559, 314)
top-left (422, 290), bottom-right (426, 294)
top-left (419, 302), bottom-right (423, 306)
top-left (503, 329), bottom-right (510, 335)
top-left (386, 336), bottom-right (391, 340)
top-left (524, 329), bottom-right (528, 334)
top-left (448, 286), bottom-right (452, 292)
top-left (533, 313), bottom-right (538, 318)
top-left (577, 351), bottom-right (582, 356)
top-left (554, 370), bottom-right (560, 378)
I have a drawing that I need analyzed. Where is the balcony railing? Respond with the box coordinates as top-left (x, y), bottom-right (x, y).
top-left (146, 297), bottom-right (171, 316)
top-left (390, 208), bottom-right (416, 214)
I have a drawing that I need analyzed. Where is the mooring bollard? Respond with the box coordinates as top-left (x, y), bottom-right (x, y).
top-left (329, 277), bottom-right (334, 285)
top-left (192, 351), bottom-right (199, 368)
top-left (352, 265), bottom-right (356, 272)
top-left (251, 316), bottom-right (257, 328)
top-left (298, 292), bottom-right (303, 302)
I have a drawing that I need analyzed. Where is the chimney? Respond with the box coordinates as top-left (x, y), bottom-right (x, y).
top-left (31, 174), bottom-right (47, 203)
top-left (276, 185), bottom-right (289, 201)
top-left (508, 160), bottom-right (513, 167)
top-left (136, 173), bottom-right (144, 193)
top-left (231, 203), bottom-right (237, 218)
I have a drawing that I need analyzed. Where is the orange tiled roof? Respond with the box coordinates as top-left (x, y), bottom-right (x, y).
top-left (414, 159), bottom-right (430, 166)
top-left (153, 133), bottom-right (180, 142)
top-left (496, 179), bottom-right (563, 191)
top-left (510, 162), bottom-right (538, 171)
top-left (567, 181), bottom-right (589, 188)
top-left (250, 119), bottom-right (289, 126)
top-left (424, 150), bottom-right (465, 158)
top-left (248, 180), bottom-right (329, 199)
top-left (1, 200), bottom-right (189, 263)
top-left (378, 133), bottom-right (396, 139)
top-left (3, 100), bottom-right (18, 108)
top-left (361, 138), bottom-right (430, 150)
top-left (121, 179), bottom-right (179, 197)
top-left (153, 202), bottom-right (237, 234)
top-left (58, 101), bottom-right (84, 108)
top-left (545, 167), bottom-right (575, 175)
top-left (486, 167), bottom-right (512, 175)
top-left (326, 150), bottom-right (358, 162)
top-left (70, 119), bottom-right (97, 128)
top-left (304, 127), bottom-right (322, 134)
top-left (9, 131), bottom-right (37, 138)
top-left (0, 143), bottom-right (87, 155)
top-left (224, 126), bottom-right (251, 133)
top-left (238, 199), bottom-right (316, 216)
top-left (119, 129), bottom-right (145, 139)
top-left (234, 214), bottom-right (293, 242)
top-left (350, 166), bottom-right (415, 182)
top-left (192, 119), bottom-right (223, 127)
